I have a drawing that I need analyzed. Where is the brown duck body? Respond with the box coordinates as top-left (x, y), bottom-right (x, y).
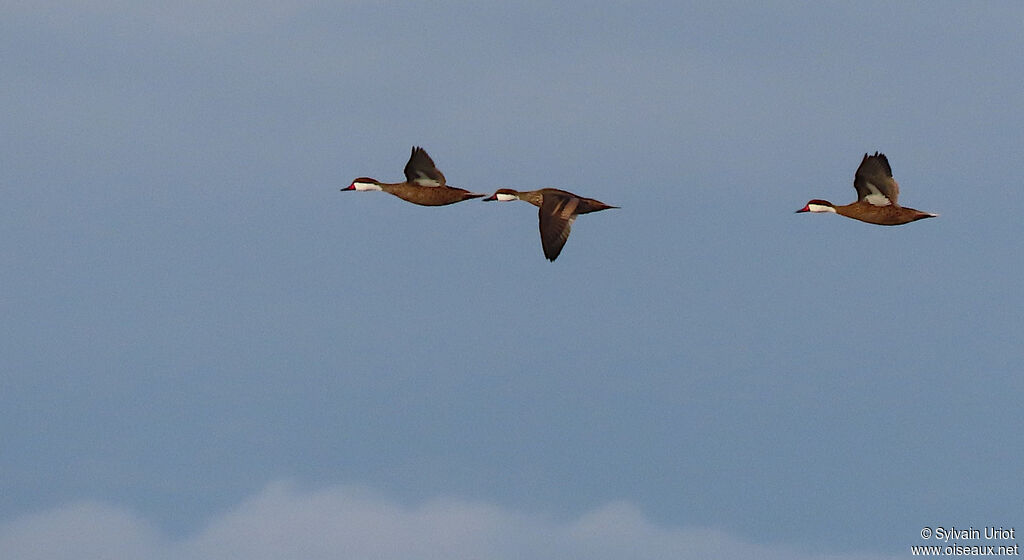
top-left (369, 180), bottom-right (484, 206)
top-left (512, 188), bottom-right (617, 214)
top-left (485, 187), bottom-right (617, 261)
top-left (797, 152), bottom-right (937, 226)
top-left (828, 200), bottom-right (935, 225)
top-left (343, 146), bottom-right (484, 206)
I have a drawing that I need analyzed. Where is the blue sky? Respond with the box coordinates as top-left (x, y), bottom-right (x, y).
top-left (2, 2), bottom-right (1022, 558)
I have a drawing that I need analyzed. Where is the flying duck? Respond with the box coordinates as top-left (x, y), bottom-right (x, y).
top-left (797, 152), bottom-right (937, 225)
top-left (342, 146), bottom-right (485, 206)
top-left (484, 188), bottom-right (617, 261)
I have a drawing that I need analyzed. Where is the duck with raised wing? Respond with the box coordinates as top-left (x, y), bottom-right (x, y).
top-left (342, 146), bottom-right (485, 206)
top-left (484, 188), bottom-right (617, 261)
top-left (797, 152), bottom-right (937, 225)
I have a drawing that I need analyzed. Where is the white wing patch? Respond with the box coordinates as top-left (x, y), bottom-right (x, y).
top-left (412, 177), bottom-right (443, 187)
top-left (863, 181), bottom-right (892, 207)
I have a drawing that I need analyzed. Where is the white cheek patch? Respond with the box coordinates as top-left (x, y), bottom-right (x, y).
top-left (353, 181), bottom-right (382, 191)
top-left (495, 193), bottom-right (518, 201)
top-left (807, 203), bottom-right (837, 213)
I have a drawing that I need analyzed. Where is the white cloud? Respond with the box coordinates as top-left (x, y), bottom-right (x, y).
top-left (0, 482), bottom-right (899, 560)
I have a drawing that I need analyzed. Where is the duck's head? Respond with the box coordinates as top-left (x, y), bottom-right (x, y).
top-left (483, 188), bottom-right (521, 202)
top-left (796, 199), bottom-right (837, 214)
top-left (342, 177), bottom-right (383, 192)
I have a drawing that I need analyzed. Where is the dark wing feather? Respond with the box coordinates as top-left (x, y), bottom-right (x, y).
top-left (538, 194), bottom-right (578, 261)
top-left (853, 151), bottom-right (899, 205)
top-left (403, 146), bottom-right (446, 187)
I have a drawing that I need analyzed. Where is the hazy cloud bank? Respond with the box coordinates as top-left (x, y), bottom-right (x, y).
top-left (1, 481), bottom-right (898, 560)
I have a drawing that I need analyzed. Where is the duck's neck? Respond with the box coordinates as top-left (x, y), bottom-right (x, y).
top-left (517, 190), bottom-right (545, 207)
